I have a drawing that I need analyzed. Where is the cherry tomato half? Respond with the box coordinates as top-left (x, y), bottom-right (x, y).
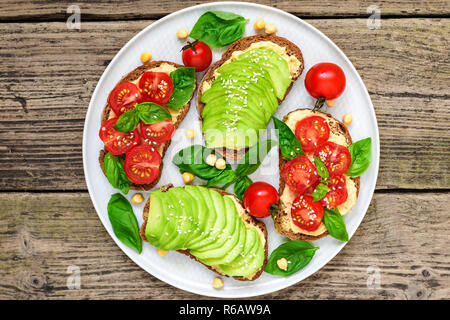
top-left (320, 175), bottom-right (348, 209)
top-left (295, 116), bottom-right (330, 152)
top-left (182, 41), bottom-right (212, 72)
top-left (314, 141), bottom-right (351, 177)
top-left (291, 194), bottom-right (324, 232)
top-left (243, 182), bottom-right (279, 218)
top-left (139, 72), bottom-right (173, 105)
top-left (140, 119), bottom-right (175, 145)
top-left (99, 118), bottom-right (140, 155)
top-left (124, 145), bottom-right (161, 185)
top-left (108, 82), bottom-right (142, 116)
top-left (281, 155), bottom-right (319, 195)
top-left (305, 62), bottom-right (346, 100)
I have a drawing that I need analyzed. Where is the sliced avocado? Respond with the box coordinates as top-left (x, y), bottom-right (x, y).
top-left (237, 48), bottom-right (292, 99)
top-left (203, 122), bottom-right (259, 149)
top-left (145, 190), bottom-right (166, 248)
top-left (190, 196), bottom-right (238, 260)
top-left (183, 185), bottom-right (209, 248)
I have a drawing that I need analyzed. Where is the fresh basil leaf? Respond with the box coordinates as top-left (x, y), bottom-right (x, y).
top-left (113, 108), bottom-right (139, 132)
top-left (172, 145), bottom-right (230, 180)
top-left (314, 156), bottom-right (329, 179)
top-left (323, 207), bottom-right (349, 242)
top-left (235, 139), bottom-right (277, 177)
top-left (346, 137), bottom-right (372, 177)
top-left (166, 67), bottom-right (196, 110)
top-left (136, 102), bottom-right (172, 125)
top-left (264, 240), bottom-right (319, 276)
top-left (190, 11), bottom-right (248, 48)
top-left (107, 193), bottom-right (142, 253)
top-left (234, 176), bottom-right (253, 201)
top-left (206, 169), bottom-right (238, 187)
top-left (103, 152), bottom-right (132, 194)
top-left (272, 116), bottom-right (303, 160)
top-left (312, 183), bottom-right (329, 202)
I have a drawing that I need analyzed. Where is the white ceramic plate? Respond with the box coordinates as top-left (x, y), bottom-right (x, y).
top-left (83, 1), bottom-right (379, 298)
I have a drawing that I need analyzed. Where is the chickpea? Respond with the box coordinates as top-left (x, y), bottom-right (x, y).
top-left (254, 18), bottom-right (265, 31)
top-left (140, 52), bottom-right (152, 64)
top-left (157, 249), bottom-right (168, 257)
top-left (131, 193), bottom-right (144, 204)
top-left (277, 257), bottom-right (288, 271)
top-left (326, 99), bottom-right (335, 107)
top-left (212, 277), bottom-right (224, 289)
top-left (215, 158), bottom-right (226, 170)
top-left (206, 154), bottom-right (217, 167)
top-left (182, 172), bottom-right (194, 184)
top-left (185, 129), bottom-right (196, 139)
top-left (343, 114), bottom-right (353, 126)
top-left (265, 24), bottom-right (277, 34)
top-left (176, 29), bottom-right (189, 39)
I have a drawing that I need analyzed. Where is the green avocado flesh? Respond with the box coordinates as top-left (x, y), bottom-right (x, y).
top-left (201, 48), bottom-right (291, 149)
top-left (145, 186), bottom-right (265, 278)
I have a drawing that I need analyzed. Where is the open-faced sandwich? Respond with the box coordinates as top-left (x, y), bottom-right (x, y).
top-left (98, 61), bottom-right (196, 192)
top-left (197, 34), bottom-right (304, 159)
top-left (139, 184), bottom-right (268, 281)
top-left (274, 109), bottom-right (366, 241)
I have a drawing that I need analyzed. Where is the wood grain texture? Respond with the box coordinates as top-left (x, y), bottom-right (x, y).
top-left (0, 19), bottom-right (448, 191)
top-left (0, 191), bottom-right (448, 299)
top-left (0, 0), bottom-right (449, 21)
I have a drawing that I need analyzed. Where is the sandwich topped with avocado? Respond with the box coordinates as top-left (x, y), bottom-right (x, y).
top-left (197, 34), bottom-right (304, 159)
top-left (140, 184), bottom-right (268, 281)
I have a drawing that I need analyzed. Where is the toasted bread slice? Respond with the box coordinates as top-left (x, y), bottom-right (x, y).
top-left (197, 34), bottom-right (304, 160)
top-left (274, 109), bottom-right (360, 241)
top-left (139, 184), bottom-right (268, 281)
top-left (99, 61), bottom-right (196, 191)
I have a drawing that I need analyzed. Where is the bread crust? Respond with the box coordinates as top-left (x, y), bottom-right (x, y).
top-left (139, 184), bottom-right (268, 281)
top-left (274, 108), bottom-right (360, 241)
top-left (196, 35), bottom-right (304, 160)
top-left (98, 61), bottom-right (196, 191)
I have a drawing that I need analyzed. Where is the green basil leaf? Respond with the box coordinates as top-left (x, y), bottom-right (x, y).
top-left (272, 116), bottom-right (303, 160)
top-left (314, 156), bottom-right (329, 179)
top-left (312, 183), bottom-right (329, 202)
top-left (346, 137), bottom-right (372, 177)
top-left (234, 176), bottom-right (253, 201)
top-left (103, 152), bottom-right (132, 194)
top-left (264, 240), bottom-right (319, 276)
top-left (323, 207), bottom-right (349, 242)
top-left (206, 169), bottom-right (238, 187)
top-left (107, 193), bottom-right (142, 253)
top-left (190, 11), bottom-right (248, 48)
top-left (136, 102), bottom-right (172, 124)
top-left (235, 139), bottom-right (277, 177)
top-left (166, 67), bottom-right (196, 110)
top-left (113, 108), bottom-right (139, 132)
top-left (172, 145), bottom-right (230, 180)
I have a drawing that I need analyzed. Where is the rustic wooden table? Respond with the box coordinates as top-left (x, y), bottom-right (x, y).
top-left (1, 0), bottom-right (449, 300)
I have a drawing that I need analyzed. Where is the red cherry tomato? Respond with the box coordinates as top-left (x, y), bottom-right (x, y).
top-left (182, 41), bottom-right (212, 72)
top-left (124, 145), bottom-right (161, 185)
top-left (291, 194), bottom-right (324, 231)
top-left (295, 116), bottom-right (330, 152)
top-left (281, 155), bottom-right (319, 194)
top-left (314, 141), bottom-right (351, 177)
top-left (107, 82), bottom-right (142, 116)
top-left (99, 118), bottom-right (140, 155)
top-left (305, 62), bottom-right (346, 100)
top-left (140, 119), bottom-right (175, 145)
top-left (139, 72), bottom-right (173, 105)
top-left (243, 182), bottom-right (279, 218)
top-left (320, 175), bottom-right (348, 209)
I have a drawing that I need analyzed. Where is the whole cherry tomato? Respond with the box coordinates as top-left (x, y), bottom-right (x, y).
top-left (182, 41), bottom-right (212, 72)
top-left (243, 182), bottom-right (279, 218)
top-left (304, 63), bottom-right (346, 108)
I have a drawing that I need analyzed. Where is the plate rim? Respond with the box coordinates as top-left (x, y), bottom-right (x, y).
top-left (82, 1), bottom-right (380, 298)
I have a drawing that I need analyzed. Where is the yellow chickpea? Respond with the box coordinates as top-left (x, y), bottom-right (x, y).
top-left (212, 277), bottom-right (224, 289)
top-left (182, 172), bottom-right (194, 184)
top-left (343, 114), bottom-right (353, 126)
top-left (140, 52), bottom-right (152, 64)
top-left (185, 129), bottom-right (197, 139)
top-left (254, 18), bottom-right (265, 31)
top-left (176, 29), bottom-right (189, 39)
top-left (157, 249), bottom-right (168, 257)
top-left (265, 24), bottom-right (277, 34)
top-left (215, 158), bottom-right (226, 170)
top-left (277, 257), bottom-right (288, 271)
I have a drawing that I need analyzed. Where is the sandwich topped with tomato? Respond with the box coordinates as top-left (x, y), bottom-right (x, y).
top-left (98, 61), bottom-right (196, 193)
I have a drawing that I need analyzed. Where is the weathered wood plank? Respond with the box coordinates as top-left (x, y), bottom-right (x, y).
top-left (0, 19), bottom-right (449, 191)
top-left (0, 0), bottom-right (448, 21)
top-left (0, 192), bottom-right (448, 299)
